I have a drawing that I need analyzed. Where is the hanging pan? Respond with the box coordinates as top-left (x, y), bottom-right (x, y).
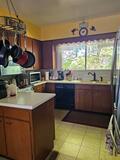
top-left (10, 32), bottom-right (23, 63)
top-left (20, 35), bottom-right (35, 68)
top-left (0, 31), bottom-right (10, 67)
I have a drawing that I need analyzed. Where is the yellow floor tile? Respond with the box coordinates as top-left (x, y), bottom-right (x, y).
top-left (56, 153), bottom-right (76, 160)
top-left (82, 136), bottom-right (101, 151)
top-left (59, 142), bottom-right (80, 157)
top-left (100, 151), bottom-right (120, 160)
top-left (54, 140), bottom-right (65, 151)
top-left (65, 133), bottom-right (84, 145)
top-left (76, 146), bottom-right (100, 160)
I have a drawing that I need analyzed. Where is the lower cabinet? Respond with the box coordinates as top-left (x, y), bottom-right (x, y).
top-left (0, 98), bottom-right (55, 160)
top-left (75, 85), bottom-right (93, 111)
top-left (75, 84), bottom-right (112, 113)
top-left (93, 85), bottom-right (112, 113)
top-left (0, 116), bottom-right (6, 156)
top-left (33, 83), bottom-right (45, 92)
top-left (5, 118), bottom-right (32, 160)
top-left (45, 83), bottom-right (55, 93)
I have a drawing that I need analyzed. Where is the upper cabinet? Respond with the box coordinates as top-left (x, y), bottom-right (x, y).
top-left (41, 41), bottom-right (55, 69)
top-left (32, 39), bottom-right (42, 70)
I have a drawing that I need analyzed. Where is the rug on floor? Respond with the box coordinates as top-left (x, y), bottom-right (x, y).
top-left (62, 110), bottom-right (111, 128)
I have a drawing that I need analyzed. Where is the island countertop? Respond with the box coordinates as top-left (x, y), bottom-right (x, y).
top-left (0, 92), bottom-right (55, 110)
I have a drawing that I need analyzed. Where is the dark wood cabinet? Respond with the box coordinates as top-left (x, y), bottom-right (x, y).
top-left (45, 83), bottom-right (55, 93)
top-left (75, 85), bottom-right (93, 111)
top-left (41, 41), bottom-right (54, 69)
top-left (75, 84), bottom-right (112, 114)
top-left (33, 83), bottom-right (46, 92)
top-left (0, 116), bottom-right (6, 156)
top-left (93, 85), bottom-right (112, 113)
top-left (5, 118), bottom-right (32, 160)
top-left (32, 39), bottom-right (41, 70)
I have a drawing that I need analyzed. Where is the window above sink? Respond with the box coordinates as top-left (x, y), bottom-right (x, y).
top-left (56, 38), bottom-right (114, 70)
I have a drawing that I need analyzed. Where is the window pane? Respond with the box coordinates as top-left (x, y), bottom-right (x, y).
top-left (57, 42), bottom-right (86, 70)
top-left (86, 39), bottom-right (114, 70)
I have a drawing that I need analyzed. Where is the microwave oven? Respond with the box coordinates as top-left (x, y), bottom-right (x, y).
top-left (30, 72), bottom-right (41, 84)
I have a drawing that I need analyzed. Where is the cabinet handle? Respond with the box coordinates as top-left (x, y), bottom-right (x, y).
top-left (6, 122), bottom-right (12, 125)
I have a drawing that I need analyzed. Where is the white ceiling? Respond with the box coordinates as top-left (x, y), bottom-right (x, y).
top-left (0, 0), bottom-right (120, 26)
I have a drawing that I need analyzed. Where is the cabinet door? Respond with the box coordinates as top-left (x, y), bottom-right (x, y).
top-left (5, 118), bottom-right (32, 160)
top-left (32, 39), bottom-right (41, 70)
top-left (75, 89), bottom-right (92, 111)
top-left (45, 83), bottom-right (55, 93)
top-left (33, 84), bottom-right (45, 93)
top-left (93, 86), bottom-right (112, 113)
top-left (0, 116), bottom-right (6, 156)
top-left (41, 41), bottom-right (53, 69)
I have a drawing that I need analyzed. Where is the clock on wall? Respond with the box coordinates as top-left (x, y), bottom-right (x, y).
top-left (79, 27), bottom-right (88, 36)
top-left (71, 20), bottom-right (96, 36)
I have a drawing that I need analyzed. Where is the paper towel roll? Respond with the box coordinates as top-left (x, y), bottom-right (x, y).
top-left (45, 72), bottom-right (49, 80)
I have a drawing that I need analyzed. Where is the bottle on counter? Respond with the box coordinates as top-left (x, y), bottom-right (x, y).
top-left (6, 79), bottom-right (17, 97)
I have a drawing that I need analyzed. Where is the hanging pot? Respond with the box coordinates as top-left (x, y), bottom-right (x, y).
top-left (19, 35), bottom-right (35, 68)
top-left (10, 33), bottom-right (23, 63)
top-left (20, 50), bottom-right (35, 68)
top-left (0, 32), bottom-right (10, 67)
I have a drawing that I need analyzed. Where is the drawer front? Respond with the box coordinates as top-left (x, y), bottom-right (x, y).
top-left (3, 108), bottom-right (30, 121)
top-left (75, 84), bottom-right (93, 90)
top-left (0, 107), bottom-right (3, 116)
top-left (93, 85), bottom-right (111, 91)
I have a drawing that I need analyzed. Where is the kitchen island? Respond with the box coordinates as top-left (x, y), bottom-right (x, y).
top-left (0, 92), bottom-right (55, 160)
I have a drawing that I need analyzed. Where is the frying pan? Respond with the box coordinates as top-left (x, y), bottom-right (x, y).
top-left (0, 32), bottom-right (10, 67)
top-left (20, 50), bottom-right (35, 68)
top-left (19, 35), bottom-right (35, 68)
top-left (10, 33), bottom-right (23, 62)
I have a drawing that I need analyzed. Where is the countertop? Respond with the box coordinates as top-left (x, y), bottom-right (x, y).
top-left (33, 80), bottom-right (111, 86)
top-left (0, 92), bottom-right (55, 110)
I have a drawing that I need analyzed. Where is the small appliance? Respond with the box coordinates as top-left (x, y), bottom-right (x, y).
top-left (0, 80), bottom-right (7, 99)
top-left (57, 71), bottom-right (64, 80)
top-left (30, 72), bottom-right (41, 84)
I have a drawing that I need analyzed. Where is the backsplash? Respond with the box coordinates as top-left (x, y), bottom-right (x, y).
top-left (71, 70), bottom-right (111, 82)
top-left (40, 69), bottom-right (111, 82)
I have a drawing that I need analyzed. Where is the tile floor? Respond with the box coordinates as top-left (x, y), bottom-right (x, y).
top-left (0, 109), bottom-right (120, 160)
top-left (54, 109), bottom-right (120, 160)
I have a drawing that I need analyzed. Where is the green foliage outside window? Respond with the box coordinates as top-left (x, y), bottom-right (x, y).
top-left (57, 39), bottom-right (114, 70)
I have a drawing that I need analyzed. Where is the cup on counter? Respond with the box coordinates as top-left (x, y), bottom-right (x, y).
top-left (45, 72), bottom-right (49, 81)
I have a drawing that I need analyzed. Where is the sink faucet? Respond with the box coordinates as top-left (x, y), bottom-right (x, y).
top-left (88, 72), bottom-right (96, 81)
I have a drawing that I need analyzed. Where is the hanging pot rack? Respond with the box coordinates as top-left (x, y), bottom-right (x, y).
top-left (0, 16), bottom-right (26, 34)
top-left (0, 0), bottom-right (26, 34)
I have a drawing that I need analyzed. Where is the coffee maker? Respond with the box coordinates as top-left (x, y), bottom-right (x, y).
top-left (0, 80), bottom-right (7, 99)
top-left (57, 71), bottom-right (64, 80)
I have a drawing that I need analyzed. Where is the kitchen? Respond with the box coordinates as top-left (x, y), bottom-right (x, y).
top-left (0, 0), bottom-right (120, 160)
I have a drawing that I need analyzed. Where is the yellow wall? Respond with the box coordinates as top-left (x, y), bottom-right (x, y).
top-left (40, 14), bottom-right (120, 40)
top-left (0, 8), bottom-right (41, 40)
top-left (1, 7), bottom-right (120, 41)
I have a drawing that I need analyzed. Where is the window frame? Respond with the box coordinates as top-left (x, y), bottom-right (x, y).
top-left (56, 38), bottom-right (115, 70)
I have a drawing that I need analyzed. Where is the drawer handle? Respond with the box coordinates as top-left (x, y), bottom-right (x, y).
top-left (6, 122), bottom-right (12, 125)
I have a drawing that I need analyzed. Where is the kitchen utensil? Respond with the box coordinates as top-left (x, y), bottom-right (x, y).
top-left (0, 31), bottom-right (10, 67)
top-left (20, 35), bottom-right (35, 68)
top-left (10, 32), bottom-right (23, 63)
top-left (20, 50), bottom-right (35, 68)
